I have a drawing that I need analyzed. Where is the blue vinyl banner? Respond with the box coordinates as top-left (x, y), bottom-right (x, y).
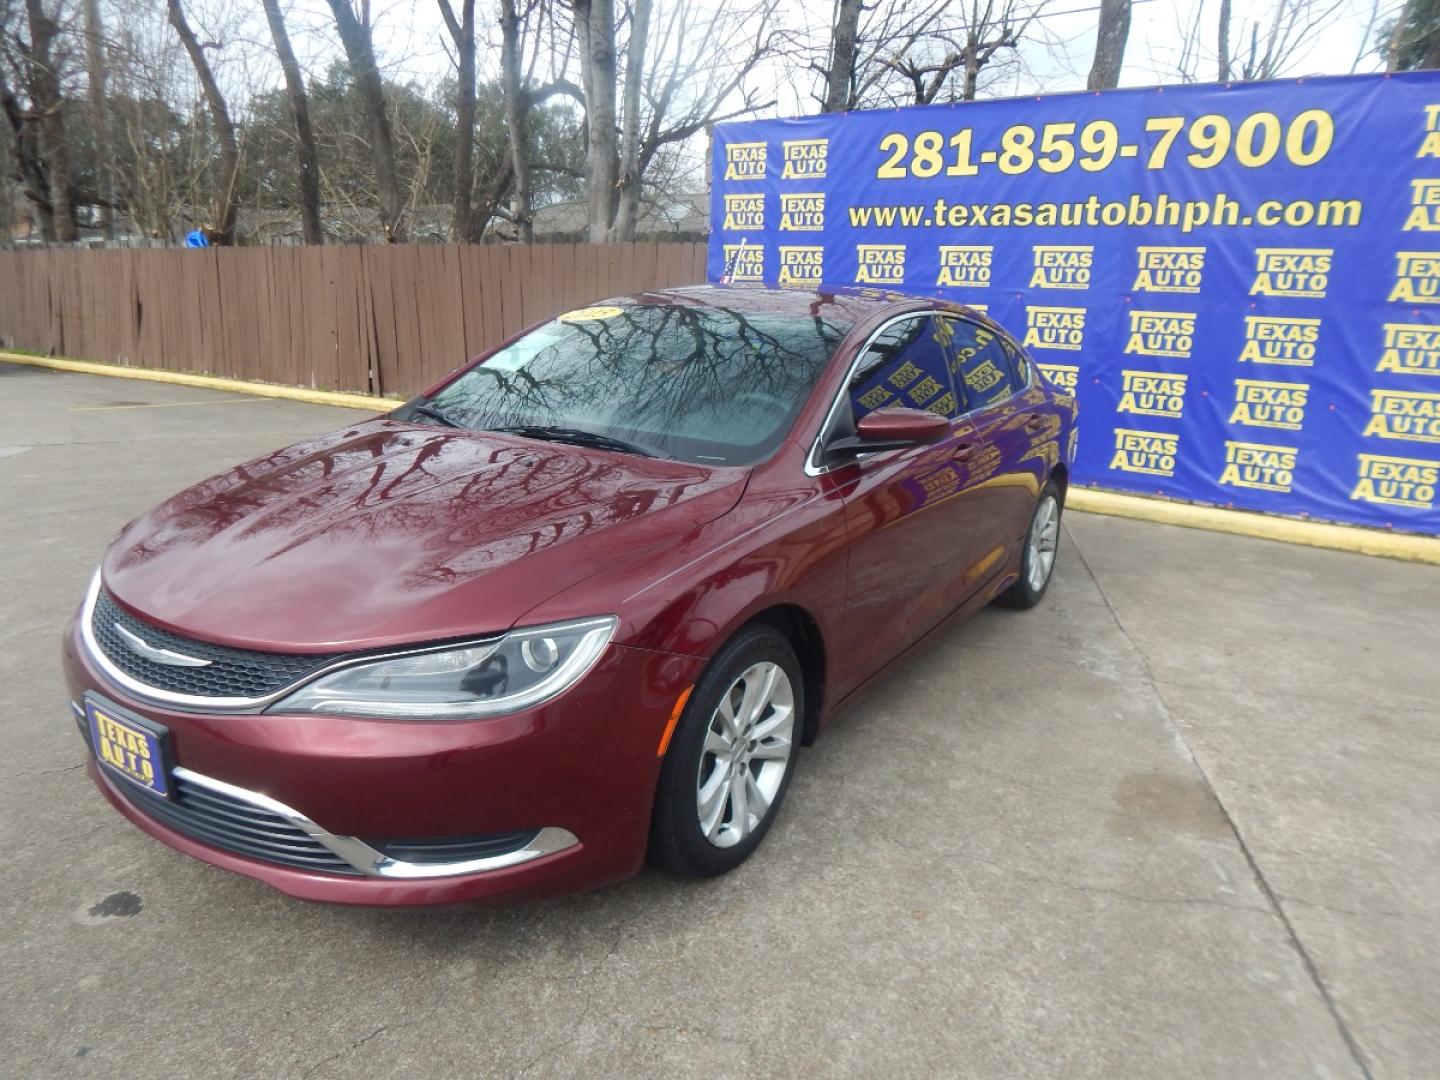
top-left (707, 74), bottom-right (1440, 534)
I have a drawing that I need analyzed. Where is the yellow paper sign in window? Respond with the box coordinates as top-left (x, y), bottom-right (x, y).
top-left (558, 306), bottom-right (624, 323)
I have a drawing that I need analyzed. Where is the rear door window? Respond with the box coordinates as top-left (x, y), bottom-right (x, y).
top-left (847, 316), bottom-right (960, 421)
top-left (939, 317), bottom-right (1023, 413)
top-left (1002, 336), bottom-right (1031, 388)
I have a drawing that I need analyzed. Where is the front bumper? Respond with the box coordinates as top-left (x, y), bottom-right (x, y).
top-left (64, 617), bottom-right (702, 906)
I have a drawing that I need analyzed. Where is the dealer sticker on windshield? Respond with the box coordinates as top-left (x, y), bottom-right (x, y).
top-left (557, 305), bottom-right (624, 323)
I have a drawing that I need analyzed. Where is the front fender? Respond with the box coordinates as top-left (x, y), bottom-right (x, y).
top-left (521, 456), bottom-right (849, 677)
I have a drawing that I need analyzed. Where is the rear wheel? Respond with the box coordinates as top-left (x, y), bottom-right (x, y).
top-left (649, 625), bottom-right (802, 877)
top-left (996, 480), bottom-right (1063, 610)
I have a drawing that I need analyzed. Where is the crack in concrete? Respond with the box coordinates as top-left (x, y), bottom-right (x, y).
top-left (509, 914), bottom-right (650, 1077)
top-left (635, 1019), bottom-right (766, 1059)
top-left (1144, 675), bottom-right (1435, 719)
top-left (956, 848), bottom-right (1272, 914)
top-left (927, 636), bottom-right (1146, 679)
top-left (24, 762), bottom-right (85, 779)
top-left (297, 1025), bottom-right (388, 1080)
top-left (1066, 523), bottom-right (1377, 1080)
top-left (514, 1012), bottom-right (588, 1078)
top-left (1276, 894), bottom-right (1433, 922)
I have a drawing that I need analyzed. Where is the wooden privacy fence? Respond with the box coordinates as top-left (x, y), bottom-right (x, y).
top-left (0, 242), bottom-right (709, 398)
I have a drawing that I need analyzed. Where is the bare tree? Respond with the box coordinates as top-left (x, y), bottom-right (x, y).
top-left (822, 0), bottom-right (862, 112)
top-left (573, 0), bottom-right (617, 243)
top-left (106, 17), bottom-right (180, 240)
top-left (1230, 0), bottom-right (1347, 81)
top-left (437, 0), bottom-right (477, 240)
top-left (873, 9), bottom-right (1039, 106)
top-left (1218, 0), bottom-right (1232, 79)
top-left (438, 0), bottom-right (544, 242)
top-left (86, 8), bottom-right (231, 242)
top-left (23, 0), bottom-right (78, 240)
top-left (0, 59), bottom-right (56, 238)
top-left (499, 0), bottom-right (535, 241)
top-left (611, 0), bottom-right (650, 239)
top-left (82, 0), bottom-right (110, 237)
top-left (1087, 0), bottom-right (1130, 89)
top-left (1161, 0), bottom-right (1207, 82)
top-left (953, 1), bottom-right (1037, 100)
top-left (326, 0), bottom-right (405, 241)
top-left (809, 0), bottom-right (1038, 110)
top-left (1164, 0), bottom-right (1343, 83)
top-left (262, 0), bottom-right (322, 243)
top-left (872, 13), bottom-right (972, 104)
top-left (595, 0), bottom-right (778, 240)
top-left (1350, 0), bottom-right (1383, 72)
top-left (576, 0), bottom-right (777, 240)
top-left (165, 0), bottom-right (237, 243)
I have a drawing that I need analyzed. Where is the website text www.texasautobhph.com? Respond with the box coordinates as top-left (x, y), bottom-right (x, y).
top-left (846, 192), bottom-right (1363, 234)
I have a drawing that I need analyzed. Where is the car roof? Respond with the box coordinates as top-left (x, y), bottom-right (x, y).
top-left (610, 283), bottom-right (988, 328)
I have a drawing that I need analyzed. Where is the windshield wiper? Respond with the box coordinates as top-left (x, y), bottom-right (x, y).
top-left (494, 424), bottom-right (659, 458)
top-left (410, 402), bottom-right (465, 429)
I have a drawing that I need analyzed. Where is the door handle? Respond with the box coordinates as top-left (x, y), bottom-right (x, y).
top-left (1021, 413), bottom-right (1046, 433)
top-left (953, 442), bottom-right (976, 463)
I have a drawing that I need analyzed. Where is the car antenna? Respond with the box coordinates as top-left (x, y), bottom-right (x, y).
top-left (720, 238), bottom-right (748, 285)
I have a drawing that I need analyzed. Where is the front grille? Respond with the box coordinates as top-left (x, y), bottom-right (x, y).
top-left (113, 772), bottom-right (362, 876)
top-left (92, 590), bottom-right (344, 700)
top-left (81, 712), bottom-right (544, 879)
top-left (369, 831), bottom-right (541, 865)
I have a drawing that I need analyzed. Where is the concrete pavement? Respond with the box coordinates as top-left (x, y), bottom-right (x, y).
top-left (2, 361), bottom-right (1435, 1078)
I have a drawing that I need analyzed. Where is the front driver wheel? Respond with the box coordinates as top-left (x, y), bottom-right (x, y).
top-left (649, 625), bottom-right (802, 877)
top-left (996, 480), bottom-right (1063, 610)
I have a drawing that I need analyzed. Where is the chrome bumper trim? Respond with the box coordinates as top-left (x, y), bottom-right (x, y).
top-left (136, 764), bottom-right (579, 880)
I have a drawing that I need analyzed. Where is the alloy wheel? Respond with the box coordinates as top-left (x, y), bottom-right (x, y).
top-left (695, 661), bottom-right (795, 849)
top-left (1027, 494), bottom-right (1060, 592)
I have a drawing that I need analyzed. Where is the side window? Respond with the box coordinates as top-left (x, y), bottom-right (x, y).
top-left (1003, 336), bottom-right (1031, 388)
top-left (847, 316), bottom-right (960, 421)
top-left (940, 317), bottom-right (1021, 412)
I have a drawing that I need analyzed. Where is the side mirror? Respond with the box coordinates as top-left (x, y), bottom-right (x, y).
top-left (827, 406), bottom-right (951, 455)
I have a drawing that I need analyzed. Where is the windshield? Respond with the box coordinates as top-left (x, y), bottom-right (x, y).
top-left (423, 303), bottom-right (851, 466)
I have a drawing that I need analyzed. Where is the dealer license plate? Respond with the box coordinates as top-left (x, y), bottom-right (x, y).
top-left (86, 695), bottom-right (172, 799)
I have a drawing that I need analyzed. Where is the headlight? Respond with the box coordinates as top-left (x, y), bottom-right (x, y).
top-left (268, 616), bottom-right (617, 719)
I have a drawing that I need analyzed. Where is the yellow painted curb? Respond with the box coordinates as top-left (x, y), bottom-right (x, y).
top-left (1068, 488), bottom-right (1440, 566)
top-left (0, 352), bottom-right (394, 412)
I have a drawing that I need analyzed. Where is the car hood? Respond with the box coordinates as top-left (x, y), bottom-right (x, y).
top-left (102, 420), bottom-right (748, 650)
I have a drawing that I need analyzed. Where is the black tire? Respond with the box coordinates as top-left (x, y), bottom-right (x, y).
top-left (996, 479), bottom-right (1064, 610)
top-left (649, 624), bottom-right (803, 878)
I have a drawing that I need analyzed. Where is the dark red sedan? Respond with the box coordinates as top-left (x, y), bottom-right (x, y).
top-left (63, 285), bottom-right (1077, 905)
